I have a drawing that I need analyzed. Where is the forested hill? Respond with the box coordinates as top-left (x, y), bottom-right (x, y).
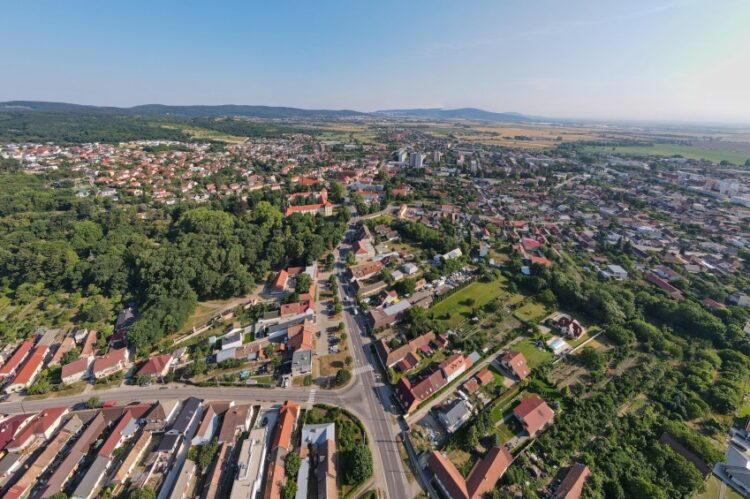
top-left (0, 101), bottom-right (365, 119)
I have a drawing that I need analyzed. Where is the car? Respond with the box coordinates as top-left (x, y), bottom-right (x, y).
top-left (0, 394), bottom-right (10, 402)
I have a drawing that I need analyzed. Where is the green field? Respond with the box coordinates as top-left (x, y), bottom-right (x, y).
top-left (513, 301), bottom-right (549, 323)
top-left (430, 277), bottom-right (511, 329)
top-left (583, 144), bottom-right (750, 165)
top-left (513, 339), bottom-right (554, 368)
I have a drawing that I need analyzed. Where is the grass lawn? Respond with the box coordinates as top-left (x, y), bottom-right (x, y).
top-left (513, 301), bottom-right (549, 323)
top-left (25, 381), bottom-right (88, 400)
top-left (583, 144), bottom-right (750, 165)
top-left (489, 386), bottom-right (522, 424)
top-left (430, 277), bottom-right (510, 329)
top-left (318, 345), bottom-right (350, 378)
top-left (513, 339), bottom-right (554, 368)
top-left (696, 476), bottom-right (743, 499)
top-left (495, 417), bottom-right (523, 443)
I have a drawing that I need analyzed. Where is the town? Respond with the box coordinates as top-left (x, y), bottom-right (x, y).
top-left (0, 110), bottom-right (749, 499)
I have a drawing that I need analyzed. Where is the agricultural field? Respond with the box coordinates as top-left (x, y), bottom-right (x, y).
top-left (583, 143), bottom-right (750, 165)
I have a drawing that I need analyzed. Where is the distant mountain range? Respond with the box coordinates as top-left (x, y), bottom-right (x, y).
top-left (0, 101), bottom-right (539, 123)
top-left (374, 107), bottom-right (536, 122)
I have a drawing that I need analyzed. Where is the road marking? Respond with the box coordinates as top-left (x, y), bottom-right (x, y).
top-left (353, 365), bottom-right (373, 375)
top-left (306, 388), bottom-right (317, 405)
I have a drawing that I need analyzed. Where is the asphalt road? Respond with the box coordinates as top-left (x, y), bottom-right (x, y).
top-left (0, 217), bottom-right (416, 499)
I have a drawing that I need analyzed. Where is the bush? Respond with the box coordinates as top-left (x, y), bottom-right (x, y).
top-left (333, 368), bottom-right (352, 387)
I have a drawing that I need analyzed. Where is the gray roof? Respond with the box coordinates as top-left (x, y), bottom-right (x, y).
top-left (73, 455), bottom-right (110, 498)
top-left (170, 397), bottom-right (201, 435)
top-left (301, 423), bottom-right (335, 446)
top-left (440, 400), bottom-right (472, 428)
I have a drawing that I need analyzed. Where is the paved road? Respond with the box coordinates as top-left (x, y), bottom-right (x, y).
top-left (334, 232), bottom-right (414, 499)
top-left (0, 216), bottom-right (417, 499)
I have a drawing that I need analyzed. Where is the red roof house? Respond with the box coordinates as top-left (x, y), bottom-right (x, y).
top-left (513, 395), bottom-right (555, 437)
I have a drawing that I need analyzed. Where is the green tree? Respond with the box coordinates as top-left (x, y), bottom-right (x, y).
top-left (86, 396), bottom-right (101, 409)
top-left (343, 444), bottom-right (373, 484)
top-left (128, 488), bottom-right (156, 499)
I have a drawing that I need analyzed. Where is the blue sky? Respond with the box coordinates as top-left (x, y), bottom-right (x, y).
top-left (2, 0), bottom-right (749, 122)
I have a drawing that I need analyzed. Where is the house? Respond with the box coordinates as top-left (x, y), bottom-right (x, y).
top-left (438, 400), bottom-right (473, 433)
top-left (300, 423), bottom-right (337, 499)
top-left (428, 446), bottom-right (513, 499)
top-left (646, 272), bottom-right (684, 300)
top-left (513, 395), bottom-right (555, 438)
top-left (475, 368), bottom-right (494, 386)
top-left (718, 428), bottom-right (750, 495)
top-left (394, 370), bottom-right (447, 414)
top-left (6, 345), bottom-right (48, 393)
top-left (500, 351), bottom-right (531, 381)
top-left (291, 350), bottom-right (312, 376)
top-left (435, 248), bottom-right (463, 263)
top-left (0, 339), bottom-right (35, 380)
top-left (5, 407), bottom-right (68, 452)
top-left (439, 354), bottom-right (472, 383)
top-left (39, 412), bottom-right (108, 498)
top-left (49, 336), bottom-right (77, 366)
top-left (600, 264), bottom-right (628, 281)
top-left (136, 353), bottom-right (174, 379)
top-left (729, 293), bottom-right (750, 307)
top-left (222, 331), bottom-right (244, 350)
top-left (264, 401), bottom-right (300, 499)
top-left (91, 347), bottom-right (129, 379)
top-left (375, 331), bottom-right (435, 368)
top-left (555, 315), bottom-right (586, 339)
top-left (349, 261), bottom-right (383, 281)
top-left (0, 413), bottom-right (37, 453)
top-left (61, 357), bottom-right (93, 385)
top-left (273, 270), bottom-right (290, 292)
top-left (551, 463), bottom-right (590, 499)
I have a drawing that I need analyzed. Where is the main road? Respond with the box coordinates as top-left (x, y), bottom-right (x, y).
top-left (0, 218), bottom-right (418, 499)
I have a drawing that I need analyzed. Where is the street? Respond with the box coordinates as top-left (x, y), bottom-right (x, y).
top-left (0, 218), bottom-right (418, 499)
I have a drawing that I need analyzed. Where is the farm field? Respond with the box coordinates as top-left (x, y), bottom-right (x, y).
top-left (583, 143), bottom-right (750, 165)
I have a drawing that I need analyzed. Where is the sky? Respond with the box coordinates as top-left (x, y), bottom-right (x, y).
top-left (2, 0), bottom-right (750, 123)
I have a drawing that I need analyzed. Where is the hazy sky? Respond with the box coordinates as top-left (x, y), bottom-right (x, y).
top-left (2, 0), bottom-right (749, 122)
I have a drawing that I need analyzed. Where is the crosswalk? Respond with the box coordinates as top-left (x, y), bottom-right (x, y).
top-left (306, 388), bottom-right (317, 405)
top-left (353, 365), bottom-right (373, 375)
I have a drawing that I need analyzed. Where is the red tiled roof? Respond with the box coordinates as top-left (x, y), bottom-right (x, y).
top-left (440, 353), bottom-right (472, 379)
top-left (271, 400), bottom-right (299, 451)
top-left (137, 354), bottom-right (173, 376)
top-left (552, 463), bottom-right (591, 499)
top-left (11, 345), bottom-right (48, 385)
top-left (466, 446), bottom-right (513, 498)
top-left (513, 395), bottom-right (555, 437)
top-left (0, 339), bottom-right (35, 377)
top-left (0, 413), bottom-right (36, 451)
top-left (476, 368), bottom-right (494, 385)
top-left (428, 451), bottom-right (469, 499)
top-left (92, 347), bottom-right (128, 375)
top-left (61, 357), bottom-right (90, 379)
top-left (502, 351), bottom-right (531, 380)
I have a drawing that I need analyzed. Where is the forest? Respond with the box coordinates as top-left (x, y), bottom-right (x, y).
top-left (0, 168), bottom-right (347, 355)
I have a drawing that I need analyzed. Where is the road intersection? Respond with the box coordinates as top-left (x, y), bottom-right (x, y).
top-left (0, 217), bottom-right (420, 499)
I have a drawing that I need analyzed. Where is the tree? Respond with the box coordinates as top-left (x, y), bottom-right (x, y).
top-left (576, 347), bottom-right (606, 373)
top-left (345, 356), bottom-right (353, 366)
top-left (285, 451), bottom-right (301, 477)
top-left (295, 272), bottom-right (312, 293)
top-left (343, 444), bottom-right (373, 484)
top-left (48, 494), bottom-right (69, 499)
top-left (86, 396), bottom-right (101, 409)
top-left (334, 368), bottom-right (352, 387)
top-left (129, 489), bottom-right (155, 499)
